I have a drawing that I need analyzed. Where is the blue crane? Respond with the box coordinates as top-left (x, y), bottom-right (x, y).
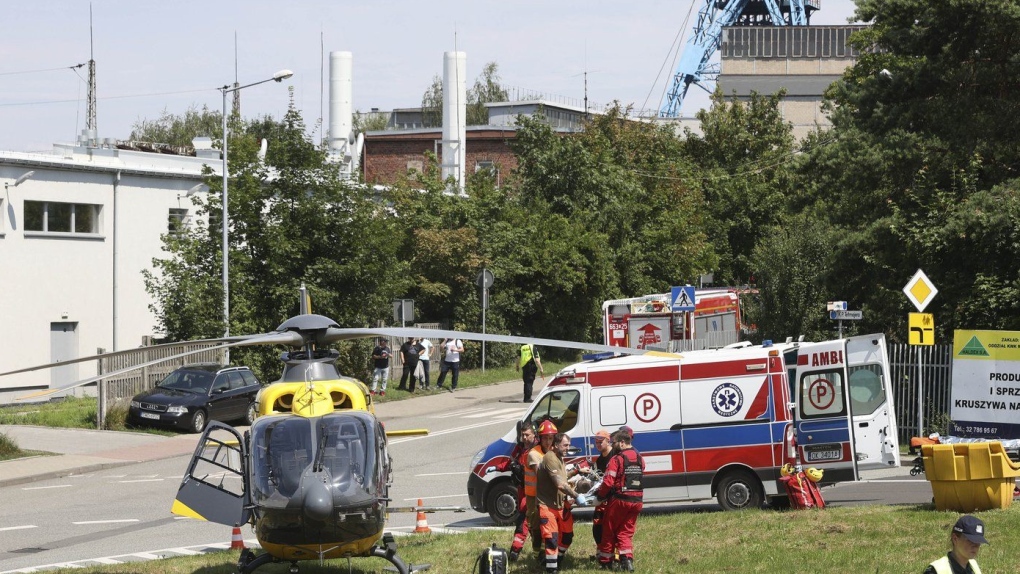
top-left (660, 0), bottom-right (819, 117)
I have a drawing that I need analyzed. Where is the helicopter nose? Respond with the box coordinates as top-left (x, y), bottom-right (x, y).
top-left (303, 480), bottom-right (334, 521)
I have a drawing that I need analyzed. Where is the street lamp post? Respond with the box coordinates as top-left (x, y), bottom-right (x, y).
top-left (219, 69), bottom-right (293, 339)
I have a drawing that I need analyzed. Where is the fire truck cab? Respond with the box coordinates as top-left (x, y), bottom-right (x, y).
top-left (467, 334), bottom-right (900, 525)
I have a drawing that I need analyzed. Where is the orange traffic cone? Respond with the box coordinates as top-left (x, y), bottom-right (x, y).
top-left (230, 524), bottom-right (246, 550)
top-left (413, 498), bottom-right (431, 534)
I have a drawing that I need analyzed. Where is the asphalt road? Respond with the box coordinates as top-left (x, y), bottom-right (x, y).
top-left (0, 380), bottom-right (935, 573)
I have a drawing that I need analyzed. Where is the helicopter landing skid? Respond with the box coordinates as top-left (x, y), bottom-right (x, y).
top-left (235, 534), bottom-right (414, 574)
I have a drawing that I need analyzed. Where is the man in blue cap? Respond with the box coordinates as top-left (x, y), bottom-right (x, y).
top-left (924, 514), bottom-right (989, 574)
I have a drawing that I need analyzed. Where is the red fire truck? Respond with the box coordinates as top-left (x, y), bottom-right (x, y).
top-left (602, 288), bottom-right (754, 351)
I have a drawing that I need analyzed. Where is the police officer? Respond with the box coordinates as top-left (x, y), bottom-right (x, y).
top-left (516, 343), bottom-right (544, 403)
top-left (595, 427), bottom-right (644, 571)
top-left (490, 421), bottom-right (537, 562)
top-left (923, 515), bottom-right (989, 574)
top-left (526, 420), bottom-right (558, 552)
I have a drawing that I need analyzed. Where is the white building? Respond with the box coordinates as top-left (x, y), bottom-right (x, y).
top-left (0, 136), bottom-right (220, 402)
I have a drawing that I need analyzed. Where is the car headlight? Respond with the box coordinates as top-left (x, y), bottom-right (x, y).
top-left (469, 448), bottom-right (485, 471)
top-left (166, 405), bottom-right (188, 414)
top-left (130, 400), bottom-right (141, 409)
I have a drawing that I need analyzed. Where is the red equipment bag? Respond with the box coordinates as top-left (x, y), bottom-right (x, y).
top-left (779, 471), bottom-right (826, 510)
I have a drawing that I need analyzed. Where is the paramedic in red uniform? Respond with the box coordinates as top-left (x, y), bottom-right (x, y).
top-left (489, 422), bottom-right (537, 562)
top-left (527, 420), bottom-right (558, 552)
top-left (537, 432), bottom-right (587, 574)
top-left (589, 429), bottom-right (614, 546)
top-left (596, 427), bottom-right (644, 572)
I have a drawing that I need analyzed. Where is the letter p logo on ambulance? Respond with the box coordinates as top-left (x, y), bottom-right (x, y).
top-left (711, 383), bottom-right (743, 417)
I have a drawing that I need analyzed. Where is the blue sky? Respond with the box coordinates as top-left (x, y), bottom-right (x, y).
top-left (2, 1), bottom-right (861, 152)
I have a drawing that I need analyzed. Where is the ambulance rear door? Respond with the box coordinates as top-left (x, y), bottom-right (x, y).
top-left (845, 334), bottom-right (901, 469)
top-left (793, 340), bottom-right (859, 483)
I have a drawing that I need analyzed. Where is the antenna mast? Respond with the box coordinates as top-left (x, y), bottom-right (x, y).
top-left (232, 32), bottom-right (240, 117)
top-left (86, 4), bottom-right (97, 135)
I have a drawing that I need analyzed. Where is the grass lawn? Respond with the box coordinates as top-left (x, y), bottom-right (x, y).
top-left (38, 505), bottom-right (1020, 573)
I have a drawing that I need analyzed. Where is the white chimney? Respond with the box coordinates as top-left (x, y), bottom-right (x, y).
top-left (329, 51), bottom-right (354, 154)
top-left (442, 51), bottom-right (467, 194)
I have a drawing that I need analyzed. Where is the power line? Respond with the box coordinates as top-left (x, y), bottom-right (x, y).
top-left (0, 87), bottom-right (215, 108)
top-left (0, 63), bottom-right (85, 77)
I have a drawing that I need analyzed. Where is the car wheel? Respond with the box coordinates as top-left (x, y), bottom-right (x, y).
top-left (716, 469), bottom-right (763, 511)
top-left (485, 480), bottom-right (519, 526)
top-left (190, 410), bottom-right (208, 434)
top-left (244, 402), bottom-right (257, 426)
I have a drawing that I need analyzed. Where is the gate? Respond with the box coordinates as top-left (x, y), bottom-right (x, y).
top-left (888, 343), bottom-right (953, 444)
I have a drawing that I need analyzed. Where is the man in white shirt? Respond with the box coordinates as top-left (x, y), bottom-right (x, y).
top-left (416, 337), bottom-right (434, 390)
top-left (435, 338), bottom-right (464, 392)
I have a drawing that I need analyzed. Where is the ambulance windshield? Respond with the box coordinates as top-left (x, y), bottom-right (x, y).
top-left (526, 390), bottom-right (580, 434)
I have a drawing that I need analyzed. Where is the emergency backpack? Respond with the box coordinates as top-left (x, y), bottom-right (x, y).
top-left (509, 459), bottom-right (525, 486)
top-left (475, 543), bottom-right (508, 574)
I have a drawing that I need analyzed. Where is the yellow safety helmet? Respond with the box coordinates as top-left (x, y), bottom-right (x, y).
top-left (805, 467), bottom-right (824, 483)
top-left (780, 463), bottom-right (796, 477)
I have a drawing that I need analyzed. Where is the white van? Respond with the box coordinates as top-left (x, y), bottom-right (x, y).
top-left (467, 335), bottom-right (900, 524)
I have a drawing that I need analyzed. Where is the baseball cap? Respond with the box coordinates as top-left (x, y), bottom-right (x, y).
top-left (953, 515), bottom-right (989, 545)
top-left (594, 430), bottom-right (611, 442)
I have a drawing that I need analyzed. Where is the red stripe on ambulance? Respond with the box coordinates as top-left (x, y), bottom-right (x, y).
top-left (587, 365), bottom-right (678, 387)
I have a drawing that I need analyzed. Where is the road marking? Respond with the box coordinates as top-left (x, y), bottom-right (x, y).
top-left (0, 525), bottom-right (37, 532)
top-left (430, 406), bottom-right (493, 418)
top-left (415, 471), bottom-right (469, 477)
top-left (133, 553), bottom-right (162, 560)
top-left (91, 558), bottom-right (122, 564)
top-left (170, 548), bottom-right (203, 555)
top-left (401, 494), bottom-right (469, 501)
top-left (117, 478), bottom-right (165, 483)
top-left (388, 417), bottom-right (515, 444)
top-left (71, 519), bottom-right (140, 525)
top-left (21, 484), bottom-right (72, 490)
top-left (464, 407), bottom-right (526, 418)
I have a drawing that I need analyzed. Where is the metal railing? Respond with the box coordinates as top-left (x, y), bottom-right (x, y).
top-left (888, 343), bottom-right (953, 444)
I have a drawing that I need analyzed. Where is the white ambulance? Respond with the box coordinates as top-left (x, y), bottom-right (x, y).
top-left (467, 334), bottom-right (900, 524)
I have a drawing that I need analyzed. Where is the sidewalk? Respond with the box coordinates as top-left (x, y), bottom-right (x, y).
top-left (0, 425), bottom-right (204, 487)
top-left (0, 378), bottom-right (530, 488)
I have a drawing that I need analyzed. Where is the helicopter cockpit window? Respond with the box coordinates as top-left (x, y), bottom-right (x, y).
top-left (250, 417), bottom-right (313, 504)
top-left (320, 415), bottom-right (375, 493)
top-left (525, 389), bottom-right (581, 434)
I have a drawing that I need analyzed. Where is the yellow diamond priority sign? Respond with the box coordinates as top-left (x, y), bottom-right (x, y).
top-left (903, 269), bottom-right (938, 312)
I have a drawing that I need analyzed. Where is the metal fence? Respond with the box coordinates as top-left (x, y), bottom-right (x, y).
top-left (888, 343), bottom-right (953, 444)
top-left (97, 343), bottom-right (224, 418)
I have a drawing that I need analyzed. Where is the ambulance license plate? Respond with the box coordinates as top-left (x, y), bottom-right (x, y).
top-left (140, 412), bottom-right (160, 420)
top-left (805, 445), bottom-right (842, 462)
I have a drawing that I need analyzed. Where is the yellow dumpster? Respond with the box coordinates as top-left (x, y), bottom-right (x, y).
top-left (921, 442), bottom-right (1020, 512)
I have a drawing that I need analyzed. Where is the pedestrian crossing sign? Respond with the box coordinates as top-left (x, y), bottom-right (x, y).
top-left (670, 286), bottom-right (696, 312)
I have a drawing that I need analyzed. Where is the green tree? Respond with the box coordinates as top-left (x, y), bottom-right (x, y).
top-left (420, 75), bottom-right (443, 128)
top-left (130, 106), bottom-right (222, 148)
top-left (145, 99), bottom-right (405, 382)
top-left (682, 89), bottom-right (796, 286)
top-left (467, 62), bottom-right (509, 125)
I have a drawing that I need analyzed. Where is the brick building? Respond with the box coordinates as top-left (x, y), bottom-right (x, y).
top-left (361, 100), bottom-right (591, 186)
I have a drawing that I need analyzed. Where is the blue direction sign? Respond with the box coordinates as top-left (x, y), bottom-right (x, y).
top-left (670, 286), bottom-right (696, 312)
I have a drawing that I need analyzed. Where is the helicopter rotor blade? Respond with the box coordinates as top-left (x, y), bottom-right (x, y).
top-left (14, 332), bottom-right (301, 401)
top-left (319, 327), bottom-right (648, 357)
top-left (0, 332), bottom-right (302, 379)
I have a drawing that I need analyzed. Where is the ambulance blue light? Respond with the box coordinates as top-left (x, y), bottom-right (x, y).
top-left (762, 340), bottom-right (773, 348)
top-left (583, 352), bottom-right (617, 361)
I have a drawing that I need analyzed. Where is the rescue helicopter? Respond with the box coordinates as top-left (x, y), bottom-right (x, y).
top-left (0, 291), bottom-right (645, 574)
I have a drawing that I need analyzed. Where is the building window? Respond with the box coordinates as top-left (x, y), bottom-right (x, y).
top-left (168, 208), bottom-right (189, 235)
top-left (24, 201), bottom-right (100, 234)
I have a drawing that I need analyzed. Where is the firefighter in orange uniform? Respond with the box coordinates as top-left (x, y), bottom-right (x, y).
top-left (489, 421), bottom-right (537, 561)
top-left (595, 427), bottom-right (644, 571)
top-left (537, 432), bottom-right (587, 573)
top-left (526, 420), bottom-right (558, 553)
